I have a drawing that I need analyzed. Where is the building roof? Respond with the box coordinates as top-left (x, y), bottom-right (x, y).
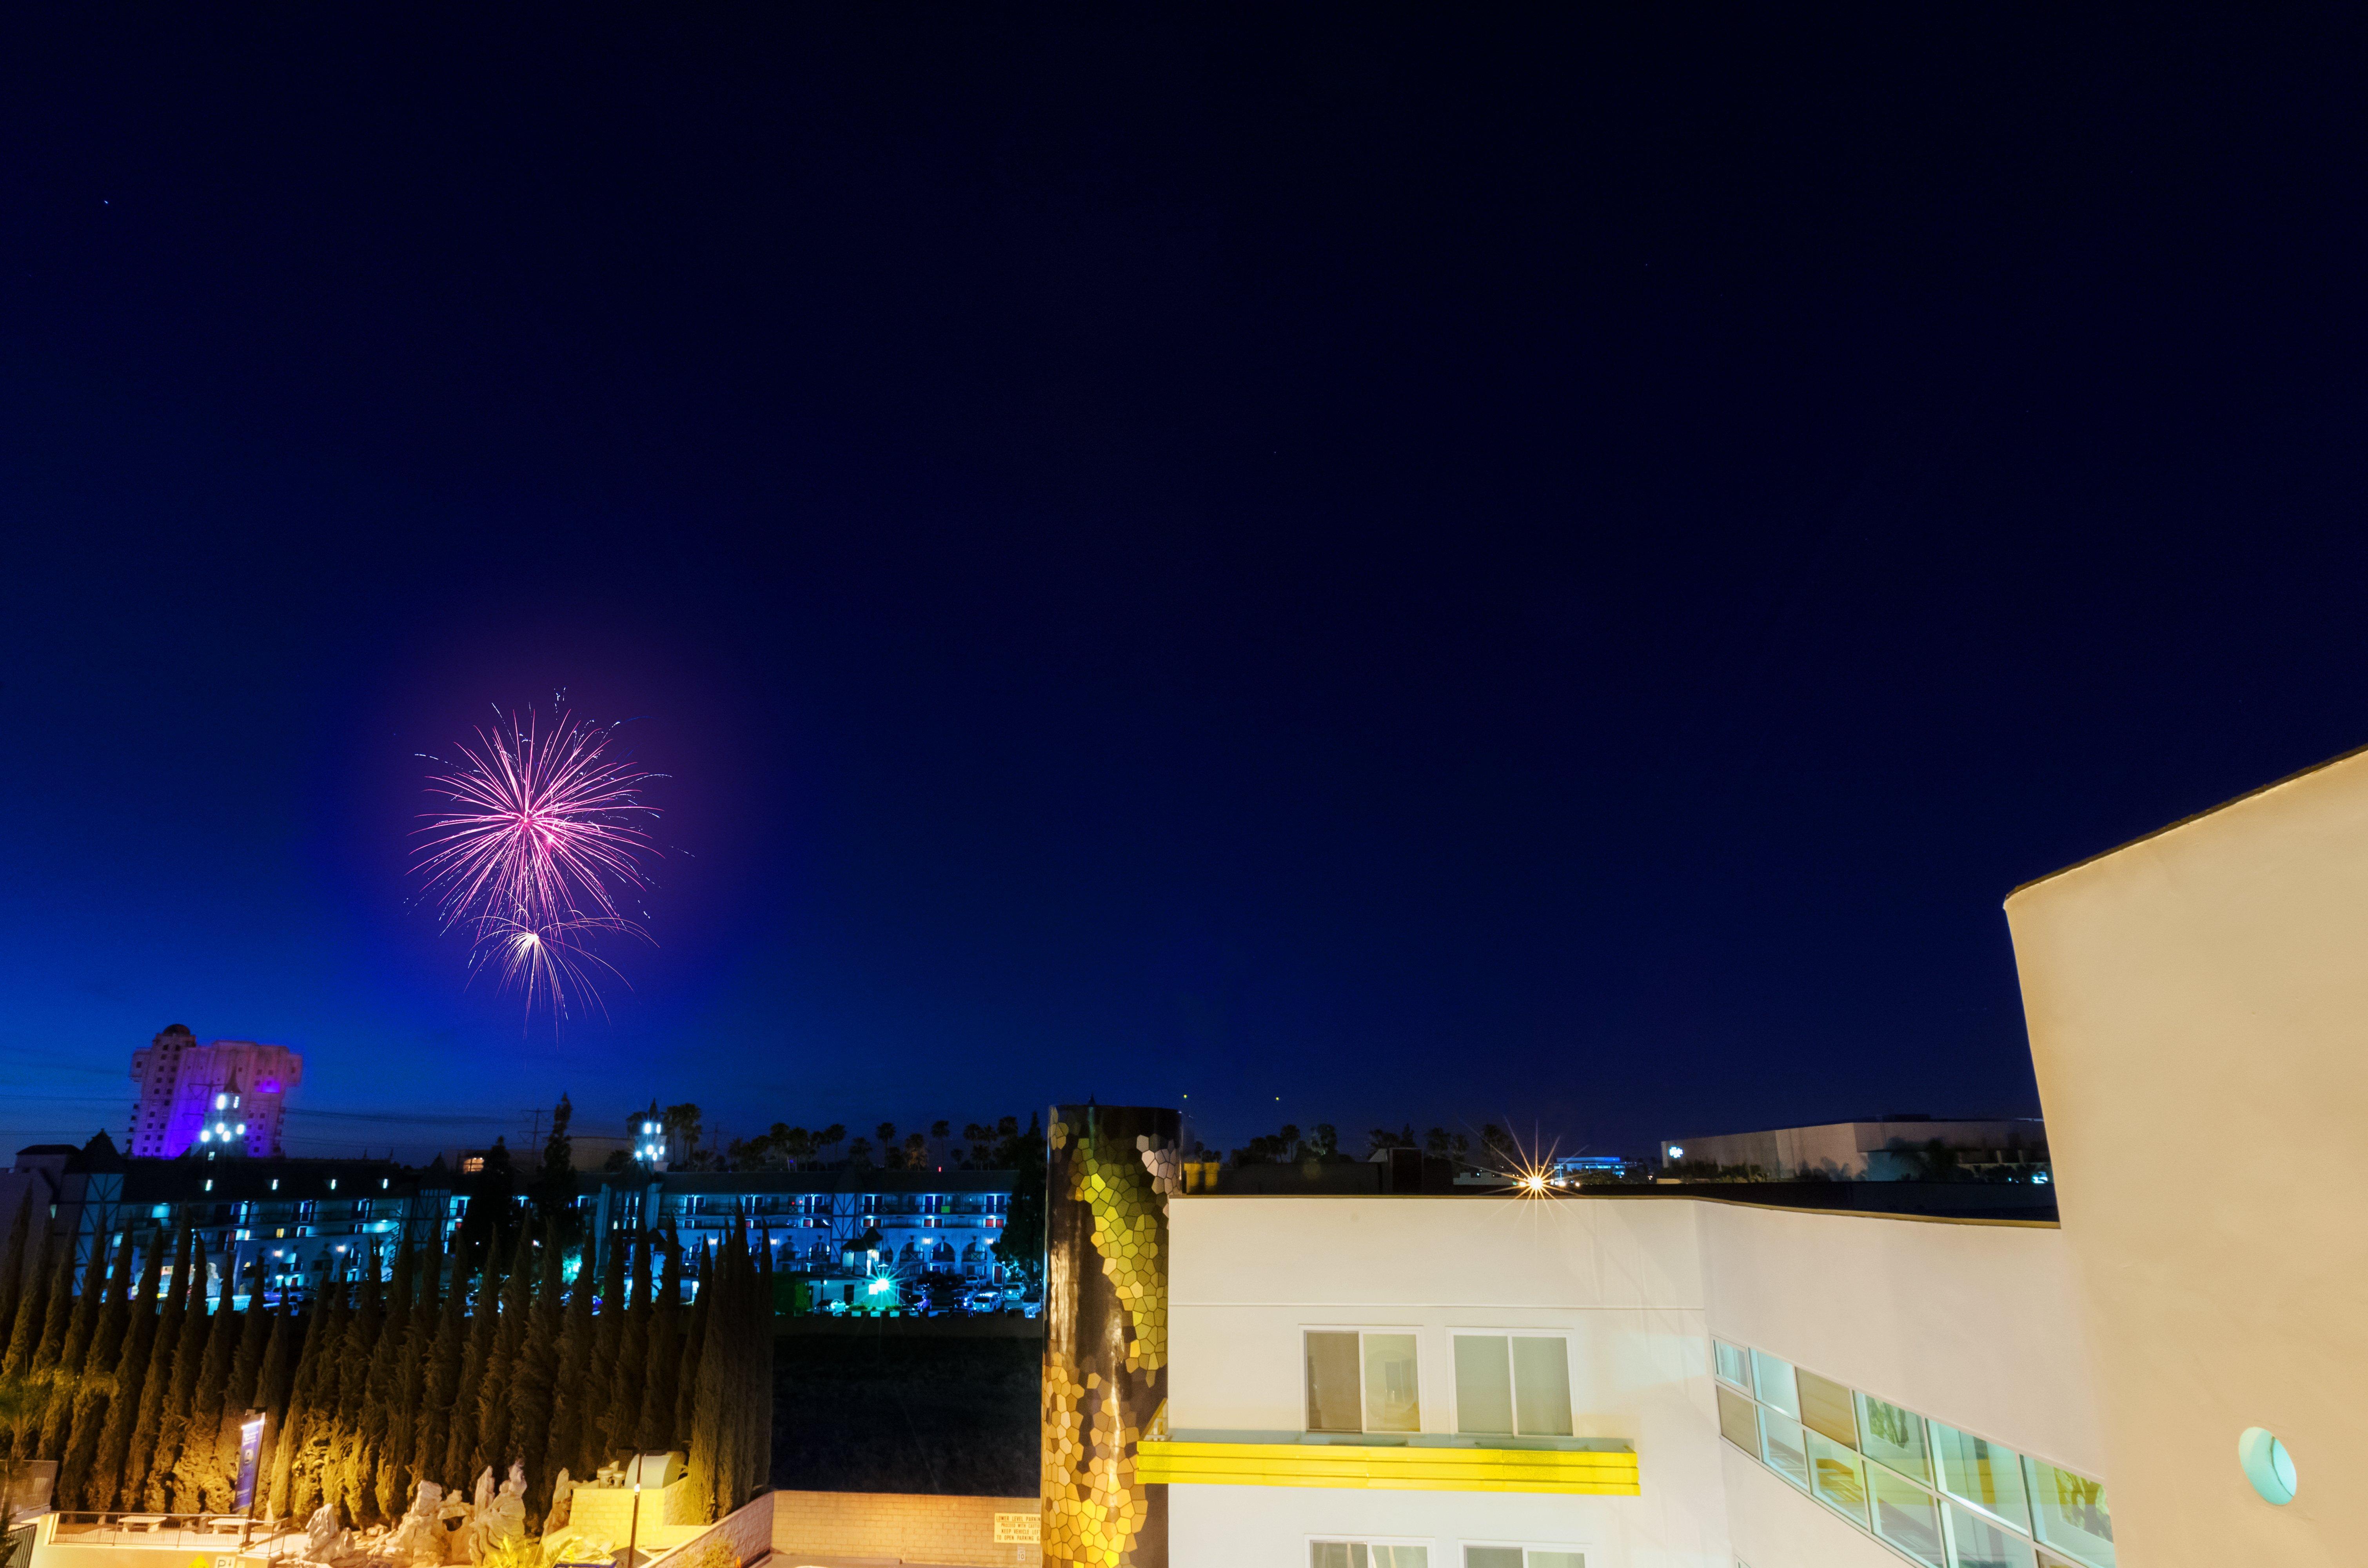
top-left (605, 1168), bottom-right (1020, 1195)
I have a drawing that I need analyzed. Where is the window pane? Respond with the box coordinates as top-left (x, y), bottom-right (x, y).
top-left (2024, 1458), bottom-right (2113, 1568)
top-left (1364, 1333), bottom-right (1422, 1432)
top-left (1750, 1350), bottom-right (1800, 1418)
top-left (1869, 1465), bottom-right (1945, 1568)
top-left (1798, 1369), bottom-right (1856, 1449)
top-left (1455, 1336), bottom-right (1514, 1434)
top-left (1945, 1503), bottom-right (2036, 1568)
top-left (1513, 1337), bottom-right (1573, 1436)
top-left (1465, 1551), bottom-right (1522, 1568)
top-left (1376, 1550), bottom-right (1428, 1568)
top-left (1717, 1386), bottom-right (1761, 1452)
top-left (1806, 1430), bottom-right (1869, 1524)
top-left (1760, 1411), bottom-right (1810, 1491)
top-left (1858, 1392), bottom-right (1932, 1484)
top-left (1929, 1420), bottom-right (2029, 1532)
top-left (1527, 1555), bottom-right (1584, 1568)
top-left (1714, 1339), bottom-right (1752, 1390)
top-left (1310, 1546), bottom-right (1352, 1568)
top-left (1306, 1332), bottom-right (1362, 1432)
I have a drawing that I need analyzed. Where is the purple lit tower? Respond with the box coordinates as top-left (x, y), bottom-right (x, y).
top-left (127, 1025), bottom-right (302, 1157)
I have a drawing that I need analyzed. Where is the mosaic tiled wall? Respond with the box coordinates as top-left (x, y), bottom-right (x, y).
top-left (1041, 1103), bottom-right (1181, 1568)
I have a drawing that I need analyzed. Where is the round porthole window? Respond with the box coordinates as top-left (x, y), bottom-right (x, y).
top-left (2238, 1426), bottom-right (2297, 1505)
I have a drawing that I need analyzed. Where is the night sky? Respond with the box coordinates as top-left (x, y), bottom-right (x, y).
top-left (5, 10), bottom-right (2366, 1165)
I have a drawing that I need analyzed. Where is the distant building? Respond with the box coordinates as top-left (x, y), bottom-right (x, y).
top-left (127, 1024), bottom-right (302, 1158)
top-left (1656, 1115), bottom-right (2049, 1180)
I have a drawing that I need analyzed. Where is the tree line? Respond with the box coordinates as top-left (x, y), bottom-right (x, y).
top-left (0, 1190), bottom-right (774, 1529)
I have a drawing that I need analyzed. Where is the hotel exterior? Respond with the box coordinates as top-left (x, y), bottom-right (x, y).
top-left (1056, 744), bottom-right (2368, 1568)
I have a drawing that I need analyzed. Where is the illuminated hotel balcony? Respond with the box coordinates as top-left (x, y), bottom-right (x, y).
top-left (1135, 1430), bottom-right (1640, 1495)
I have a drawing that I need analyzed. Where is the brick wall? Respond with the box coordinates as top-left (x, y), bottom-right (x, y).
top-left (769, 1489), bottom-right (1040, 1567)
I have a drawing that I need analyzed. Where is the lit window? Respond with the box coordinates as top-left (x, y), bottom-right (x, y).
top-left (1750, 1349), bottom-right (1801, 1419)
top-left (1945, 1503), bottom-right (2036, 1568)
top-left (1931, 1420), bottom-right (2032, 1532)
top-left (2024, 1457), bottom-right (2114, 1567)
top-left (1451, 1335), bottom-right (1571, 1437)
top-left (1309, 1542), bottom-right (1428, 1568)
top-left (1717, 1386), bottom-right (1760, 1450)
top-left (216, 1093), bottom-right (227, 1109)
top-left (1305, 1330), bottom-right (1420, 1434)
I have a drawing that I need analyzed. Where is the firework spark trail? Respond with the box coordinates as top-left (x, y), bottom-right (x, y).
top-left (412, 708), bottom-right (661, 1021)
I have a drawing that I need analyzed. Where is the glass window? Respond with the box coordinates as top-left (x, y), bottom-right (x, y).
top-left (1806, 1430), bottom-right (1869, 1524)
top-left (1713, 1339), bottom-right (1752, 1390)
top-left (1453, 1336), bottom-right (1569, 1436)
top-left (1760, 1410), bottom-right (1810, 1491)
top-left (1858, 1392), bottom-right (1932, 1484)
top-left (1929, 1420), bottom-right (2030, 1532)
top-left (1364, 1333), bottom-right (1422, 1433)
top-left (1311, 1544), bottom-right (1428, 1568)
top-left (1750, 1349), bottom-right (1799, 1418)
top-left (1869, 1465), bottom-right (1945, 1568)
top-left (1465, 1552), bottom-right (1522, 1568)
top-left (1944, 1503), bottom-right (2036, 1568)
top-left (1525, 1555), bottom-right (1583, 1568)
top-left (1512, 1338), bottom-right (1573, 1437)
top-left (2023, 1458), bottom-right (2112, 1568)
top-left (1716, 1386), bottom-right (1760, 1452)
top-left (1798, 1369), bottom-right (1856, 1449)
top-left (1455, 1336), bottom-right (1516, 1434)
top-left (1306, 1332), bottom-right (1362, 1432)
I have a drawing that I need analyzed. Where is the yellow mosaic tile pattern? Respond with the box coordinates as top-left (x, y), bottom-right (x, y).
top-left (1042, 1352), bottom-right (1149, 1567)
top-left (1066, 1123), bottom-right (1168, 1373)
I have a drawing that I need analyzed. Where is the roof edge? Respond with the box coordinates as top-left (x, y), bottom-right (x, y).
top-left (2008, 736), bottom-right (2368, 900)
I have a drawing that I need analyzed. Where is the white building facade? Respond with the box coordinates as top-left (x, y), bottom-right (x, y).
top-left (1150, 1190), bottom-right (2106, 1568)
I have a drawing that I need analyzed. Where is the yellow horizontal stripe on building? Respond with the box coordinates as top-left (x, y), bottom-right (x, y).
top-left (1135, 1440), bottom-right (1640, 1495)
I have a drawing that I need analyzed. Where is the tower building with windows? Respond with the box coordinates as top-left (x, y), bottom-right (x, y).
top-left (127, 1025), bottom-right (301, 1158)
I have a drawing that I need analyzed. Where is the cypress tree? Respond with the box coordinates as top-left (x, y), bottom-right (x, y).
top-left (332, 1250), bottom-right (384, 1523)
top-left (441, 1239), bottom-right (503, 1491)
top-left (272, 1291), bottom-right (336, 1521)
top-left (510, 1222), bottom-right (562, 1514)
top-left (0, 1221), bottom-right (56, 1393)
top-left (672, 1243), bottom-right (710, 1450)
top-left (581, 1227), bottom-right (627, 1472)
top-left (123, 1224), bottom-right (193, 1510)
top-left (385, 1230), bottom-right (441, 1511)
top-left (212, 1294), bottom-right (269, 1511)
top-left (683, 1228), bottom-right (738, 1522)
top-left (33, 1238), bottom-right (105, 1461)
top-left (601, 1230), bottom-right (651, 1461)
top-left (89, 1230), bottom-right (166, 1511)
top-left (543, 1243), bottom-right (597, 1489)
top-left (17, 1243), bottom-right (78, 1458)
top-left (144, 1240), bottom-right (212, 1510)
top-left (367, 1245), bottom-right (417, 1522)
top-left (58, 1231), bottom-right (136, 1506)
top-left (472, 1232), bottom-right (530, 1484)
top-left (748, 1226), bottom-right (773, 1495)
top-left (249, 1298), bottom-right (296, 1517)
top-left (172, 1274), bottom-right (240, 1509)
top-left (638, 1228), bottom-right (683, 1453)
top-left (285, 1281), bottom-right (349, 1521)
top-left (413, 1252), bottom-right (465, 1491)
top-left (0, 1190), bottom-right (35, 1353)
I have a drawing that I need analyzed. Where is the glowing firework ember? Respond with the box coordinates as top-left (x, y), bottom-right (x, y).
top-left (412, 708), bottom-right (660, 1021)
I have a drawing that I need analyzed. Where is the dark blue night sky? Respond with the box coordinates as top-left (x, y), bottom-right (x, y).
top-left (5, 10), bottom-right (2366, 1163)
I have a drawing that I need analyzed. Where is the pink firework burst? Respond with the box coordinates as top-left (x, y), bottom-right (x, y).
top-left (413, 709), bottom-right (661, 1020)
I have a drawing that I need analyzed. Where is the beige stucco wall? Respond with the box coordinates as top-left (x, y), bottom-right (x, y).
top-left (2006, 749), bottom-right (2368, 1566)
top-left (1697, 1201), bottom-right (2102, 1477)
